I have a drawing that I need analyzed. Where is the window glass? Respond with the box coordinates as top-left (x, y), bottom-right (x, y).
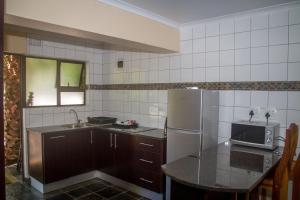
top-left (60, 92), bottom-right (84, 105)
top-left (26, 58), bottom-right (57, 106)
top-left (60, 62), bottom-right (83, 87)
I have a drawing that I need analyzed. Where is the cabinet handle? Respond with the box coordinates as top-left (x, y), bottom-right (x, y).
top-left (139, 177), bottom-right (153, 184)
top-left (90, 131), bottom-right (93, 144)
top-left (139, 142), bottom-right (154, 147)
top-left (49, 136), bottom-right (65, 139)
top-left (139, 158), bottom-right (153, 164)
top-left (114, 134), bottom-right (117, 149)
top-left (110, 133), bottom-right (113, 148)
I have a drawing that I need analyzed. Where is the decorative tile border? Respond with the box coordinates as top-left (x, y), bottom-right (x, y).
top-left (87, 81), bottom-right (300, 91)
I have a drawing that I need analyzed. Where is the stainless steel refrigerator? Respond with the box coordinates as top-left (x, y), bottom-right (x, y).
top-left (166, 89), bottom-right (219, 200)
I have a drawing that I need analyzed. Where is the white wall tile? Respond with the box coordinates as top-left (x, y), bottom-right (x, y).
top-left (158, 70), bottom-right (169, 83)
top-left (269, 10), bottom-right (289, 27)
top-left (193, 53), bottom-right (205, 68)
top-left (220, 50), bottom-right (234, 66)
top-left (181, 54), bottom-right (193, 68)
top-left (269, 91), bottom-right (288, 109)
top-left (206, 22), bottom-right (219, 36)
top-left (235, 65), bottom-right (251, 81)
top-left (219, 106), bottom-right (234, 122)
top-left (287, 110), bottom-right (300, 125)
top-left (170, 55), bottom-right (181, 69)
top-left (269, 26), bottom-right (288, 45)
top-left (288, 92), bottom-right (300, 110)
top-left (206, 36), bottom-right (219, 52)
top-left (193, 24), bottom-right (205, 38)
top-left (289, 24), bottom-right (300, 44)
top-left (218, 122), bottom-right (231, 139)
top-left (206, 51), bottom-right (219, 67)
top-left (289, 44), bottom-right (300, 62)
top-left (251, 29), bottom-right (268, 47)
top-left (251, 47), bottom-right (268, 64)
top-left (289, 7), bottom-right (300, 25)
top-left (234, 107), bottom-right (250, 121)
top-left (251, 14), bottom-right (268, 30)
top-left (219, 91), bottom-right (235, 106)
top-left (251, 91), bottom-right (268, 108)
top-left (220, 34), bottom-right (235, 50)
top-left (235, 48), bottom-right (250, 65)
top-left (181, 40), bottom-right (193, 54)
top-left (269, 45), bottom-right (288, 63)
top-left (251, 64), bottom-right (269, 81)
top-left (180, 27), bottom-right (193, 40)
top-left (181, 68), bottom-right (193, 82)
top-left (270, 109), bottom-right (287, 128)
top-left (193, 67), bottom-right (206, 82)
top-left (206, 67), bottom-right (219, 82)
top-left (220, 20), bottom-right (234, 35)
top-left (193, 38), bottom-right (206, 53)
top-left (158, 56), bottom-right (170, 70)
top-left (269, 63), bottom-right (287, 81)
top-left (220, 66), bottom-right (234, 82)
top-left (235, 17), bottom-right (251, 32)
top-left (170, 69), bottom-right (181, 82)
top-left (235, 32), bottom-right (251, 49)
top-left (288, 62), bottom-right (300, 81)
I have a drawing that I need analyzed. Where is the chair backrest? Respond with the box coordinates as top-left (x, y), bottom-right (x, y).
top-left (292, 153), bottom-right (300, 200)
top-left (272, 124), bottom-right (296, 200)
top-left (288, 124), bottom-right (299, 176)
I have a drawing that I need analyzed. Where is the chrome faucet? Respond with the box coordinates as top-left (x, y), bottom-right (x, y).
top-left (69, 109), bottom-right (81, 125)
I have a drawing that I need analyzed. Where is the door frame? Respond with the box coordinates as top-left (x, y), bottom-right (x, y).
top-left (0, 0), bottom-right (5, 198)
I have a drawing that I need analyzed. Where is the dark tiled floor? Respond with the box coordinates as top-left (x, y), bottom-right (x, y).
top-left (6, 177), bottom-right (150, 200)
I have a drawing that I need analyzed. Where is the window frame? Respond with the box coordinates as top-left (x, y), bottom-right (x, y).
top-left (23, 55), bottom-right (86, 108)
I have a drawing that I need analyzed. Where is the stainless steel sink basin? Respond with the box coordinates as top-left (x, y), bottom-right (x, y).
top-left (62, 123), bottom-right (95, 129)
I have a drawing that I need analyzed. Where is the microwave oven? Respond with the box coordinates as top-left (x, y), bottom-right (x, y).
top-left (230, 121), bottom-right (280, 150)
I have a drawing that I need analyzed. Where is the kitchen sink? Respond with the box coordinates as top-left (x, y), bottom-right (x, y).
top-left (62, 123), bottom-right (95, 129)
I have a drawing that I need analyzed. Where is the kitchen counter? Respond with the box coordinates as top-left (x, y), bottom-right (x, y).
top-left (27, 124), bottom-right (166, 140)
top-left (162, 142), bottom-right (282, 193)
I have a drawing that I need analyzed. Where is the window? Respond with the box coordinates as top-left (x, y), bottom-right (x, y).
top-left (25, 57), bottom-right (85, 107)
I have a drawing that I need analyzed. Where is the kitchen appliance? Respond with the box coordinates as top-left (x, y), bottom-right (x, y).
top-left (230, 120), bottom-right (280, 150)
top-left (166, 89), bottom-right (219, 200)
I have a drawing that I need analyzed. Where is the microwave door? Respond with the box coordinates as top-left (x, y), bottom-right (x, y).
top-left (231, 124), bottom-right (266, 144)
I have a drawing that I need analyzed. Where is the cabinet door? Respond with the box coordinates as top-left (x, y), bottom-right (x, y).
top-left (43, 133), bottom-right (69, 183)
top-left (68, 129), bottom-right (92, 176)
top-left (115, 133), bottom-right (134, 182)
top-left (93, 129), bottom-right (115, 176)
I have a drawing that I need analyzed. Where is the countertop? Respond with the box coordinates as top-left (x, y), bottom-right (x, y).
top-left (27, 124), bottom-right (166, 140)
top-left (162, 142), bottom-right (282, 193)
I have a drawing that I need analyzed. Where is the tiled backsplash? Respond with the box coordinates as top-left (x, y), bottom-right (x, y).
top-left (24, 4), bottom-right (300, 149)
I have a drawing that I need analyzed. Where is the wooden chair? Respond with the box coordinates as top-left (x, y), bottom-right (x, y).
top-left (260, 123), bottom-right (299, 200)
top-left (292, 153), bottom-right (300, 200)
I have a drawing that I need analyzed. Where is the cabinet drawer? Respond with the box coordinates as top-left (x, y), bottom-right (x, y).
top-left (135, 151), bottom-right (162, 170)
top-left (135, 136), bottom-right (162, 154)
top-left (134, 169), bottom-right (163, 192)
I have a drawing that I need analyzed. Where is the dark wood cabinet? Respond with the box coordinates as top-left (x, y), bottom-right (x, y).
top-left (133, 135), bottom-right (166, 193)
top-left (93, 129), bottom-right (134, 182)
top-left (43, 132), bottom-right (69, 183)
top-left (93, 130), bottom-right (115, 175)
top-left (28, 127), bottom-right (165, 193)
top-left (68, 129), bottom-right (93, 176)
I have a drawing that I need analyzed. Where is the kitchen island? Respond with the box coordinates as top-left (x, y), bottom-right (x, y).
top-left (162, 142), bottom-right (281, 200)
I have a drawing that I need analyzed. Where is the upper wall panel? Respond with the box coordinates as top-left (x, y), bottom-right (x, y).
top-left (4, 0), bottom-right (180, 53)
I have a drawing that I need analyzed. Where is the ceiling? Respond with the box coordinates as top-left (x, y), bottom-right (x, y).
top-left (117, 0), bottom-right (296, 24)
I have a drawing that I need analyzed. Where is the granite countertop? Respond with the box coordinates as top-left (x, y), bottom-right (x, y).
top-left (27, 124), bottom-right (166, 140)
top-left (162, 142), bottom-right (282, 193)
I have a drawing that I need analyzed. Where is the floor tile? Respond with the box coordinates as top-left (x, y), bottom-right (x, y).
top-left (47, 193), bottom-right (73, 200)
top-left (85, 182), bottom-right (107, 192)
top-left (67, 187), bottom-right (91, 198)
top-left (78, 193), bottom-right (104, 200)
top-left (96, 187), bottom-right (124, 198)
top-left (110, 193), bottom-right (139, 200)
